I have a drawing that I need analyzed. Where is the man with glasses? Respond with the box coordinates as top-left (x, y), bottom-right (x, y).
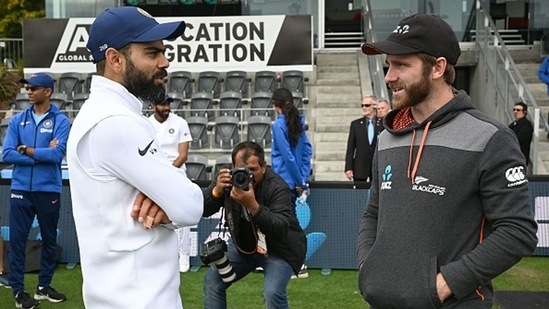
top-left (2, 73), bottom-right (70, 308)
top-left (509, 102), bottom-right (533, 166)
top-left (345, 95), bottom-right (383, 187)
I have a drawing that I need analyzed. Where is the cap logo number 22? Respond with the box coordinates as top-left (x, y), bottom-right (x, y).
top-left (393, 25), bottom-right (410, 34)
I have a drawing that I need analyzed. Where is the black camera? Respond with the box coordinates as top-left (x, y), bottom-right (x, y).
top-left (230, 166), bottom-right (254, 190)
top-left (200, 238), bottom-right (236, 283)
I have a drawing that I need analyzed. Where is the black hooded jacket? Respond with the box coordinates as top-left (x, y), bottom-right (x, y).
top-left (203, 168), bottom-right (306, 273)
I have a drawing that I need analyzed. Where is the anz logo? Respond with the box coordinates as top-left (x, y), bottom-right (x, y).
top-left (380, 165), bottom-right (393, 190)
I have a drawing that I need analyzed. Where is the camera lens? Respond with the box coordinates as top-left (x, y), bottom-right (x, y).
top-left (234, 173), bottom-right (247, 185)
top-left (214, 255), bottom-right (236, 283)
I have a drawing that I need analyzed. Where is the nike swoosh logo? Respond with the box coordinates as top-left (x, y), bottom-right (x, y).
top-left (138, 140), bottom-right (154, 156)
top-left (51, 199), bottom-right (58, 204)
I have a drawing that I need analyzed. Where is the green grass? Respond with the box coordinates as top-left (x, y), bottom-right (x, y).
top-left (1, 257), bottom-right (548, 309)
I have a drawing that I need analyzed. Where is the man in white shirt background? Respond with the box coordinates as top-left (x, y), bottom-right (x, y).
top-left (148, 94), bottom-right (193, 272)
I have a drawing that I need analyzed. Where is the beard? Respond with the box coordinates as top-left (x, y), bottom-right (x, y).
top-left (390, 65), bottom-right (432, 110)
top-left (123, 57), bottom-right (167, 103)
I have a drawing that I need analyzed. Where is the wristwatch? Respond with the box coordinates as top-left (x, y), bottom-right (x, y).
top-left (18, 145), bottom-right (27, 154)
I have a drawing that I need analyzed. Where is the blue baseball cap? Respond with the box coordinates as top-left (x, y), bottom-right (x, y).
top-left (86, 7), bottom-right (186, 64)
top-left (19, 73), bottom-right (55, 91)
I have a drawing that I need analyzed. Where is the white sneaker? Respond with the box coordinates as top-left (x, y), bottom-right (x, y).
top-left (291, 265), bottom-right (308, 279)
top-left (179, 254), bottom-right (190, 273)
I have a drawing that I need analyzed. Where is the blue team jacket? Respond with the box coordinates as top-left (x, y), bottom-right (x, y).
top-left (2, 104), bottom-right (70, 193)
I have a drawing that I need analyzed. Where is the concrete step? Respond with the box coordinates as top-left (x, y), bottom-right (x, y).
top-left (316, 53), bottom-right (357, 66)
top-left (315, 141), bottom-right (347, 152)
top-left (311, 108), bottom-right (360, 117)
top-left (316, 99), bottom-right (360, 108)
top-left (315, 123), bottom-right (352, 133)
top-left (316, 78), bottom-right (360, 86)
top-left (313, 161), bottom-right (346, 172)
top-left (317, 66), bottom-right (359, 73)
top-left (315, 150), bottom-right (346, 161)
top-left (313, 132), bottom-right (350, 142)
top-left (314, 171), bottom-right (348, 181)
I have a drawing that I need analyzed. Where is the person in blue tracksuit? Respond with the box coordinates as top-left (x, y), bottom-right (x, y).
top-left (271, 88), bottom-right (313, 203)
top-left (2, 73), bottom-right (70, 309)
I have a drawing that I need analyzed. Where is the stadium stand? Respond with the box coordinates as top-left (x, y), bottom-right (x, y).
top-left (58, 72), bottom-right (84, 100)
top-left (166, 91), bottom-right (186, 117)
top-left (187, 116), bottom-right (210, 150)
top-left (167, 71), bottom-right (194, 100)
top-left (190, 91), bottom-right (215, 121)
top-left (213, 154), bottom-right (232, 176)
top-left (247, 115), bottom-right (272, 149)
top-left (197, 71), bottom-right (222, 98)
top-left (14, 93), bottom-right (30, 111)
top-left (224, 70), bottom-right (250, 99)
top-left (185, 154), bottom-right (210, 181)
top-left (281, 70), bottom-right (308, 94)
top-left (214, 115), bottom-right (240, 149)
top-left (250, 91), bottom-right (274, 119)
top-left (84, 72), bottom-right (96, 93)
top-left (68, 92), bottom-right (89, 119)
top-left (254, 70), bottom-right (278, 93)
top-left (218, 90), bottom-right (243, 118)
top-left (50, 93), bottom-right (69, 111)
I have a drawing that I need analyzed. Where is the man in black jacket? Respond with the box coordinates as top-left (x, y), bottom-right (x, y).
top-left (345, 95), bottom-right (384, 187)
top-left (509, 102), bottom-right (533, 165)
top-left (202, 141), bottom-right (306, 309)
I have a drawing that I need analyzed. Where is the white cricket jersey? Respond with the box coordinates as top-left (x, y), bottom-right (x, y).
top-left (67, 75), bottom-right (203, 309)
top-left (148, 113), bottom-right (192, 171)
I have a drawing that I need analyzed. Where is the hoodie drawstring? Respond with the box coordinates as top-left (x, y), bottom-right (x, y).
top-left (407, 121), bottom-right (432, 184)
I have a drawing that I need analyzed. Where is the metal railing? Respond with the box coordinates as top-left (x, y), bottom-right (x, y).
top-left (0, 38), bottom-right (23, 71)
top-left (361, 0), bottom-right (389, 101)
top-left (475, 0), bottom-right (542, 173)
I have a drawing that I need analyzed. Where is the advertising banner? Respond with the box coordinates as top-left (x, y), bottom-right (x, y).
top-left (23, 15), bottom-right (313, 74)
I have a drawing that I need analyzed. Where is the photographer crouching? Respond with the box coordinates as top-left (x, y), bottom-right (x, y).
top-left (202, 141), bottom-right (306, 309)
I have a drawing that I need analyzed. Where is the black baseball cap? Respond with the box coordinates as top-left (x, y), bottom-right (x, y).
top-left (153, 94), bottom-right (174, 104)
top-left (361, 14), bottom-right (461, 65)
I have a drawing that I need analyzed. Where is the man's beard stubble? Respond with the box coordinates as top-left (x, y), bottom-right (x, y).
top-left (124, 57), bottom-right (167, 103)
top-left (390, 65), bottom-right (432, 110)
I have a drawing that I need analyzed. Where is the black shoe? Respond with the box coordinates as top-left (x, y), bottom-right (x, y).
top-left (15, 291), bottom-right (39, 309)
top-left (34, 286), bottom-right (67, 303)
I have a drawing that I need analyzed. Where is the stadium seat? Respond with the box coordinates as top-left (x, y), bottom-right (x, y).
top-left (250, 91), bottom-right (274, 119)
top-left (185, 154), bottom-right (210, 181)
top-left (167, 71), bottom-right (194, 99)
top-left (254, 71), bottom-right (278, 93)
top-left (166, 92), bottom-right (186, 117)
top-left (247, 115), bottom-right (272, 148)
top-left (281, 70), bottom-right (308, 94)
top-left (197, 71), bottom-right (222, 98)
top-left (50, 93), bottom-right (68, 110)
top-left (187, 116), bottom-right (209, 150)
top-left (292, 91), bottom-right (306, 112)
top-left (70, 92), bottom-right (89, 118)
top-left (58, 72), bottom-right (84, 100)
top-left (224, 70), bottom-right (250, 99)
top-left (214, 154), bottom-right (232, 176)
top-left (190, 91), bottom-right (214, 121)
top-left (15, 93), bottom-right (30, 110)
top-left (84, 72), bottom-right (96, 93)
top-left (218, 91), bottom-right (243, 118)
top-left (214, 116), bottom-right (240, 149)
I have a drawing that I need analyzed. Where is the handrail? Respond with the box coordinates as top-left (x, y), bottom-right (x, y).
top-left (361, 0), bottom-right (389, 101)
top-left (475, 0), bottom-right (543, 173)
